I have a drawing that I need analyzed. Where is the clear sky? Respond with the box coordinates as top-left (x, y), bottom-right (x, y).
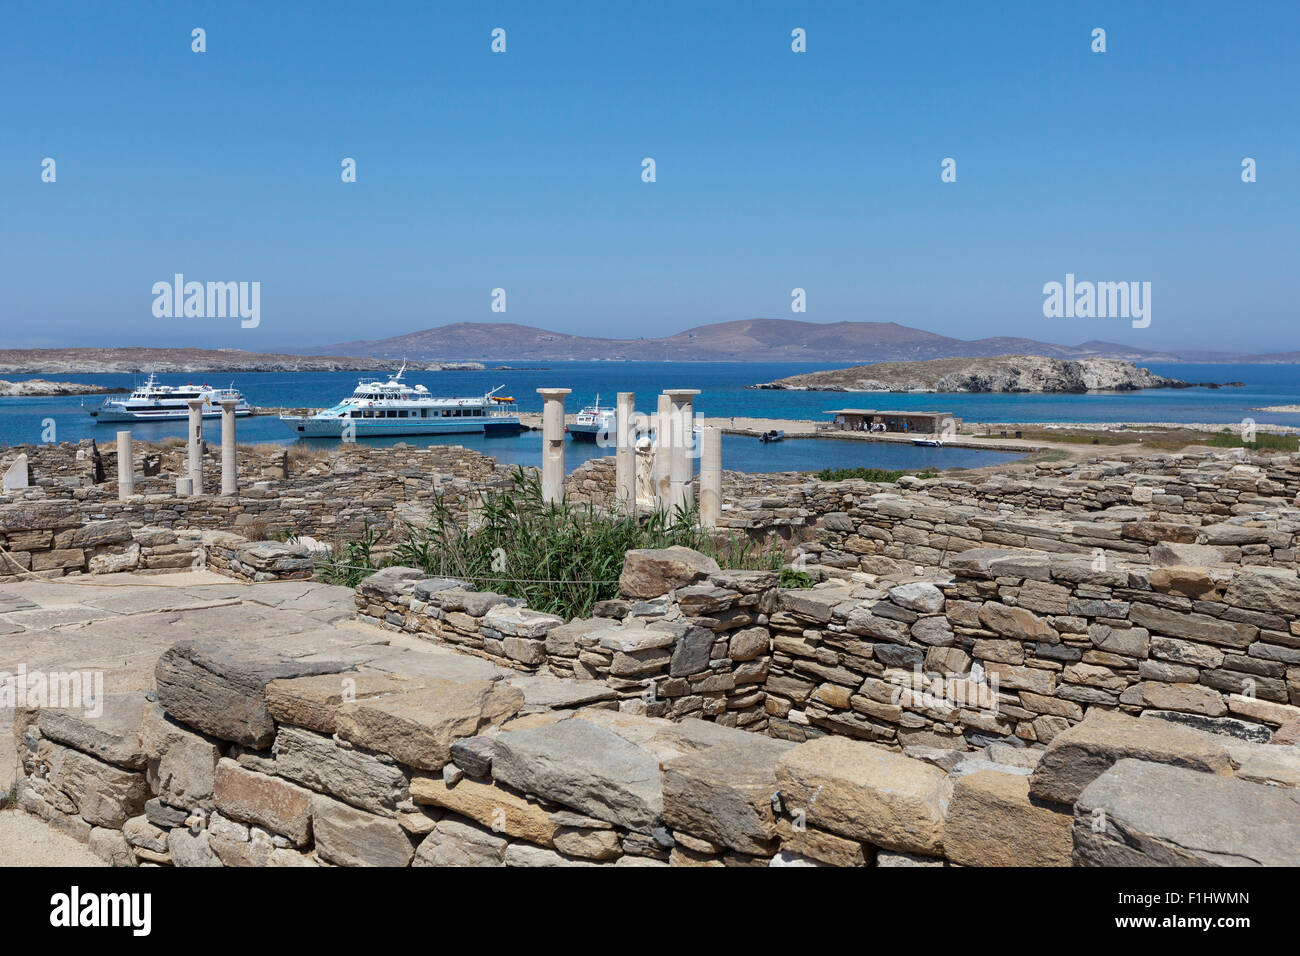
top-left (3, 1), bottom-right (1296, 352)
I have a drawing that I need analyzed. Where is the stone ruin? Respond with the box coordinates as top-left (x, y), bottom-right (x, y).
top-left (11, 540), bottom-right (1300, 867)
top-left (5, 441), bottom-right (1300, 866)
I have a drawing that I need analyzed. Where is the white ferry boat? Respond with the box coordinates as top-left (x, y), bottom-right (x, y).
top-left (566, 395), bottom-right (617, 442)
top-left (279, 366), bottom-right (522, 438)
top-left (86, 374), bottom-right (252, 422)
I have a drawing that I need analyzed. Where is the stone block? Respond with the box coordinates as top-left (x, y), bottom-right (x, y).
top-left (1074, 759), bottom-right (1300, 866)
top-left (334, 679), bottom-right (524, 772)
top-left (1029, 709), bottom-right (1234, 805)
top-left (310, 794), bottom-right (415, 867)
top-left (661, 737), bottom-right (795, 856)
top-left (155, 636), bottom-right (354, 747)
top-left (943, 770), bottom-right (1072, 866)
top-left (774, 736), bottom-right (947, 856)
top-left (213, 758), bottom-right (313, 846)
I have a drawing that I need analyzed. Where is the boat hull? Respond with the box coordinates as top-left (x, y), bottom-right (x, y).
top-left (281, 416), bottom-right (500, 437)
top-left (566, 424), bottom-right (605, 442)
top-left (90, 407), bottom-right (251, 423)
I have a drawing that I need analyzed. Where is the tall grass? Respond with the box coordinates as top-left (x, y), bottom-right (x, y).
top-left (316, 525), bottom-right (383, 589)
top-left (318, 468), bottom-right (795, 618)
top-left (1205, 432), bottom-right (1298, 452)
top-left (816, 466), bottom-right (938, 482)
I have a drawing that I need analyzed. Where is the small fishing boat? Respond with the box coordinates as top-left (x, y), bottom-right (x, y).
top-left (759, 430), bottom-right (785, 443)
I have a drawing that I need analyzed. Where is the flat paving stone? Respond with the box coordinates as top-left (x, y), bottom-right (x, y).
top-left (77, 589), bottom-right (243, 616)
top-left (0, 604), bottom-right (120, 630)
top-left (0, 575), bottom-right (373, 795)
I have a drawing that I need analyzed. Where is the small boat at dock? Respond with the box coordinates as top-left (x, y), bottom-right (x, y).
top-left (759, 430), bottom-right (785, 443)
top-left (566, 395), bottom-right (617, 442)
top-left (279, 365), bottom-right (522, 438)
top-left (912, 435), bottom-right (944, 447)
top-left (85, 373), bottom-right (251, 422)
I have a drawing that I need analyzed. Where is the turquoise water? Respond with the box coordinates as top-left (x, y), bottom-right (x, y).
top-left (3, 361), bottom-right (1297, 473)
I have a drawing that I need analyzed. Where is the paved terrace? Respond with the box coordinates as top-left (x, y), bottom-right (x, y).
top-left (2, 573), bottom-right (366, 790)
top-left (1, 571), bottom-right (619, 794)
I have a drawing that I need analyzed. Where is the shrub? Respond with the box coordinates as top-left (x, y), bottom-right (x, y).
top-left (316, 468), bottom-right (794, 619)
top-left (316, 526), bottom-right (383, 588)
top-left (815, 466), bottom-right (937, 482)
top-left (1205, 432), bottom-right (1298, 452)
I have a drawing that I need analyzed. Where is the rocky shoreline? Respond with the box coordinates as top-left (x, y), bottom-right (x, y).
top-left (753, 354), bottom-right (1241, 393)
top-left (0, 379), bottom-right (129, 397)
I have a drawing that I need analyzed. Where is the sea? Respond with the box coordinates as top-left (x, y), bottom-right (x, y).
top-left (3, 362), bottom-right (1298, 475)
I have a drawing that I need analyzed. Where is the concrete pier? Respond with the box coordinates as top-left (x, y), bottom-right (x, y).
top-left (616, 392), bottom-right (636, 515)
top-left (186, 400), bottom-right (204, 496)
top-left (699, 426), bottom-right (721, 528)
top-left (220, 400), bottom-right (239, 496)
top-left (116, 431), bottom-right (134, 500)
top-left (537, 388), bottom-right (571, 505)
top-left (664, 389), bottom-right (700, 513)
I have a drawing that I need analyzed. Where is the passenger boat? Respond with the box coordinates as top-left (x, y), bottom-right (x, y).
top-left (85, 374), bottom-right (251, 422)
top-left (278, 365), bottom-right (522, 438)
top-left (566, 395), bottom-right (617, 442)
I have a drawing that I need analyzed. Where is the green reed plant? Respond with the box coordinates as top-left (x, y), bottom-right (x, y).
top-left (325, 467), bottom-right (792, 619)
top-left (815, 466), bottom-right (938, 482)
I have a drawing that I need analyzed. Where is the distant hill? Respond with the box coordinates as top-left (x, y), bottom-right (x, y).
top-left (310, 319), bottom-right (1253, 363)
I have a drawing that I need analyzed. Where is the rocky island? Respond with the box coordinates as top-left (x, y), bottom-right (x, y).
top-left (0, 378), bottom-right (129, 397)
top-left (753, 355), bottom-right (1200, 393)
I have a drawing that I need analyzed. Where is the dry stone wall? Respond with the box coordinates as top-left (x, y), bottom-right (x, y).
top-left (354, 549), bottom-right (778, 732)
top-left (355, 543), bottom-right (1300, 750)
top-left (0, 441), bottom-right (519, 545)
top-left (762, 548), bottom-right (1300, 749)
top-left (0, 503), bottom-right (333, 583)
top-left (15, 641), bottom-right (1299, 867)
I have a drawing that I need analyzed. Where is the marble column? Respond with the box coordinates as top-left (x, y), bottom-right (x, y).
top-left (116, 431), bottom-right (134, 500)
top-left (220, 400), bottom-right (239, 495)
top-left (663, 389), bottom-right (700, 513)
top-left (537, 388), bottom-right (571, 504)
top-left (186, 399), bottom-right (204, 495)
top-left (652, 393), bottom-right (672, 509)
top-left (615, 392), bottom-right (636, 514)
top-left (700, 426), bottom-right (722, 528)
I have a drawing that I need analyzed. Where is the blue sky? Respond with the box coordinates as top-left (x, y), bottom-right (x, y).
top-left (2, 1), bottom-right (1296, 352)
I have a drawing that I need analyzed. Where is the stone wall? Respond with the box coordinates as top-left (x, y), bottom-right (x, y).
top-left (15, 644), bottom-right (1299, 867)
top-left (723, 453), bottom-right (1300, 569)
top-left (353, 543), bottom-right (1300, 752)
top-left (354, 549), bottom-right (777, 733)
top-left (0, 441), bottom-right (517, 544)
top-left (0, 501), bottom-right (329, 582)
top-left (763, 548), bottom-right (1300, 748)
top-left (0, 505), bottom-right (204, 577)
